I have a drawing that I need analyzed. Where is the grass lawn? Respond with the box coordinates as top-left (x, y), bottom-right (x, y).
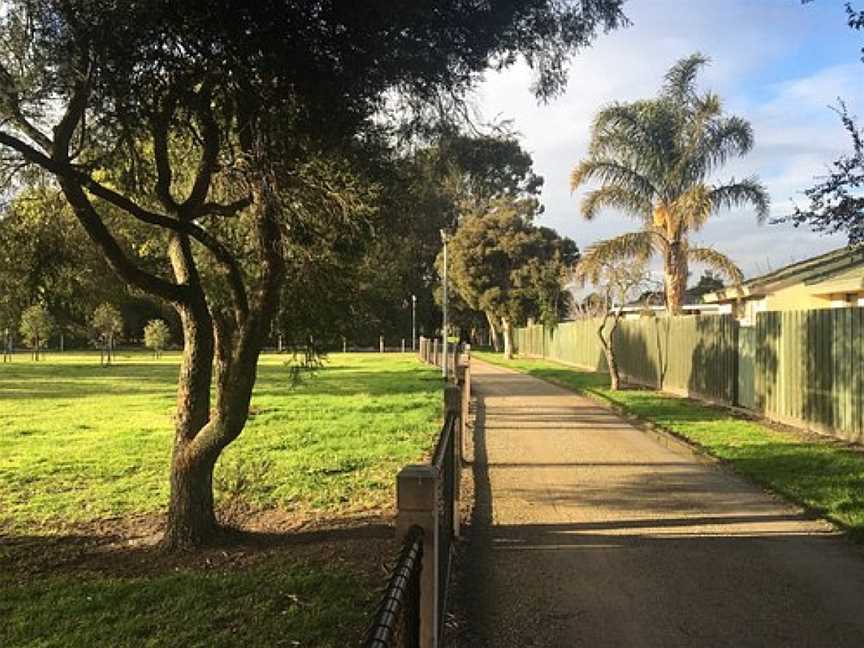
top-left (476, 350), bottom-right (864, 541)
top-left (0, 351), bottom-right (441, 647)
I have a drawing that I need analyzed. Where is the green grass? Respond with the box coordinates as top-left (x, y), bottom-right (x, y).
top-left (1, 559), bottom-right (375, 648)
top-left (1, 351), bottom-right (440, 647)
top-left (0, 351), bottom-right (442, 531)
top-left (476, 351), bottom-right (864, 540)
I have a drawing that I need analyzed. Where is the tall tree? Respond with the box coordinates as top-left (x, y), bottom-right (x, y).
top-left (570, 54), bottom-right (769, 314)
top-left (444, 197), bottom-right (579, 358)
top-left (0, 0), bottom-right (627, 548)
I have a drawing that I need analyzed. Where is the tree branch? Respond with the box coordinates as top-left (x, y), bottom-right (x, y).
top-left (152, 91), bottom-right (180, 212)
top-left (182, 82), bottom-right (219, 213)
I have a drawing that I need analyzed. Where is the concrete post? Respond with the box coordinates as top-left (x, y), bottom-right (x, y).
top-left (380, 336), bottom-right (384, 353)
top-left (456, 364), bottom-right (470, 465)
top-left (402, 338), bottom-right (406, 353)
top-left (343, 337), bottom-right (347, 353)
top-left (444, 384), bottom-right (461, 539)
top-left (397, 465), bottom-right (439, 648)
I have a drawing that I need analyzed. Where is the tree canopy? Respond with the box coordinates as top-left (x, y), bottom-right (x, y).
top-left (443, 197), bottom-right (579, 357)
top-left (0, 0), bottom-right (627, 548)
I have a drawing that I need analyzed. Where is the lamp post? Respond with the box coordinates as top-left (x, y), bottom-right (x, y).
top-left (411, 294), bottom-right (417, 352)
top-left (440, 229), bottom-right (449, 380)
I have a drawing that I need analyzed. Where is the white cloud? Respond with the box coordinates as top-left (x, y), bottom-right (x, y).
top-left (473, 0), bottom-right (861, 277)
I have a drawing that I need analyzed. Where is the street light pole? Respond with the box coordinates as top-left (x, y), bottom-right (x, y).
top-left (411, 294), bottom-right (417, 352)
top-left (440, 229), bottom-right (449, 380)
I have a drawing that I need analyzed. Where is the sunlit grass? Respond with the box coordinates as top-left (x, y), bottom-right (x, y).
top-left (477, 351), bottom-right (864, 540)
top-left (1, 351), bottom-right (439, 647)
top-left (0, 351), bottom-right (442, 531)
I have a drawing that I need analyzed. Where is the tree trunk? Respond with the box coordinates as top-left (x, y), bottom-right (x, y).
top-left (501, 317), bottom-right (513, 360)
top-left (486, 311), bottom-right (500, 352)
top-left (664, 242), bottom-right (688, 315)
top-left (164, 441), bottom-right (218, 548)
top-left (597, 316), bottom-right (622, 390)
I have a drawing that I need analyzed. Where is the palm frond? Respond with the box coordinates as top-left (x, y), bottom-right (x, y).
top-left (570, 159), bottom-right (657, 201)
top-left (581, 186), bottom-right (653, 221)
top-left (687, 246), bottom-right (744, 289)
top-left (709, 176), bottom-right (770, 223)
top-left (663, 53), bottom-right (710, 101)
top-left (574, 231), bottom-right (657, 284)
top-left (697, 116), bottom-right (754, 173)
top-left (672, 184), bottom-right (712, 232)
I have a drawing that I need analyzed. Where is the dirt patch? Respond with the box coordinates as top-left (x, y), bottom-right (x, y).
top-left (1, 508), bottom-right (395, 584)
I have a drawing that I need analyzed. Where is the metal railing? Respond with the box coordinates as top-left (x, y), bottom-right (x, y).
top-left (363, 526), bottom-right (424, 648)
top-left (362, 351), bottom-right (470, 648)
top-left (432, 413), bottom-right (457, 632)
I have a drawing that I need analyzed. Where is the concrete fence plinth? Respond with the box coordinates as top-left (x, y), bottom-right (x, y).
top-left (397, 464), bottom-right (440, 648)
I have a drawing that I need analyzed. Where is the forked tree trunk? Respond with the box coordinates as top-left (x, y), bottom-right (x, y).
top-left (486, 311), bottom-right (500, 352)
top-left (597, 315), bottom-right (622, 391)
top-left (501, 317), bottom-right (513, 360)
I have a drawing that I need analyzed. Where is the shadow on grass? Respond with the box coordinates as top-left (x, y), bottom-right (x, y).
top-left (0, 364), bottom-right (442, 400)
top-left (0, 519), bottom-right (391, 648)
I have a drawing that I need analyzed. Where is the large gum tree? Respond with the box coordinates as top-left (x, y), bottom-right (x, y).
top-left (570, 54), bottom-right (770, 314)
top-left (0, 0), bottom-right (628, 548)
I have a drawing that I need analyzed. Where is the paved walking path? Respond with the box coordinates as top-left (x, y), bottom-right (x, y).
top-left (451, 360), bottom-right (864, 647)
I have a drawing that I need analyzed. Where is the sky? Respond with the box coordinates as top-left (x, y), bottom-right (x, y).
top-left (474, 0), bottom-right (864, 278)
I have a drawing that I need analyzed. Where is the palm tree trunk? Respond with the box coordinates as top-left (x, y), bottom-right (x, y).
top-left (664, 243), bottom-right (689, 315)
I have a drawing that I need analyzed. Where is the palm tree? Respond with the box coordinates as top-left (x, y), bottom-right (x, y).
top-left (570, 54), bottom-right (770, 314)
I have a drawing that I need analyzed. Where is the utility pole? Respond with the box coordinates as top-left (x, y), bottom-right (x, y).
top-left (440, 229), bottom-right (449, 380)
top-left (411, 294), bottom-right (417, 352)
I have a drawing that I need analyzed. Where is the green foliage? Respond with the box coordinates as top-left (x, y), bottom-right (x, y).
top-left (479, 352), bottom-right (864, 541)
top-left (571, 54), bottom-right (768, 312)
top-left (443, 197), bottom-right (579, 329)
top-left (0, 353), bottom-right (441, 529)
top-left (143, 319), bottom-right (170, 357)
top-left (91, 303), bottom-right (123, 341)
top-left (18, 304), bottom-right (53, 358)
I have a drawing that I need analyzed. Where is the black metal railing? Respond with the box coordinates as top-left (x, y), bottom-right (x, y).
top-left (363, 355), bottom-right (467, 647)
top-left (432, 412), bottom-right (457, 632)
top-left (363, 526), bottom-right (424, 648)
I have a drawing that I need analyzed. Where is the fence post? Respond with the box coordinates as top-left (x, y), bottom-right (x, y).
top-left (432, 338), bottom-right (438, 367)
top-left (380, 336), bottom-right (384, 353)
top-left (397, 465), bottom-right (439, 648)
top-left (456, 363), bottom-right (470, 465)
top-left (402, 338), bottom-right (406, 353)
top-left (444, 384), bottom-right (461, 539)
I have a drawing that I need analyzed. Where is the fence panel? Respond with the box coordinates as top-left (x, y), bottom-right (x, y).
top-left (754, 308), bottom-right (864, 443)
top-left (515, 310), bottom-right (864, 442)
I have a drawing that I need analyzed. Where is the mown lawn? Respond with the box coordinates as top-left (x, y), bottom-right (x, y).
top-left (0, 351), bottom-right (441, 647)
top-left (476, 351), bottom-right (864, 541)
top-left (0, 352), bottom-right (442, 530)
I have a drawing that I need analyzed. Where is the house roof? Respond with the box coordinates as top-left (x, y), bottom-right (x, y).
top-left (703, 246), bottom-right (864, 303)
